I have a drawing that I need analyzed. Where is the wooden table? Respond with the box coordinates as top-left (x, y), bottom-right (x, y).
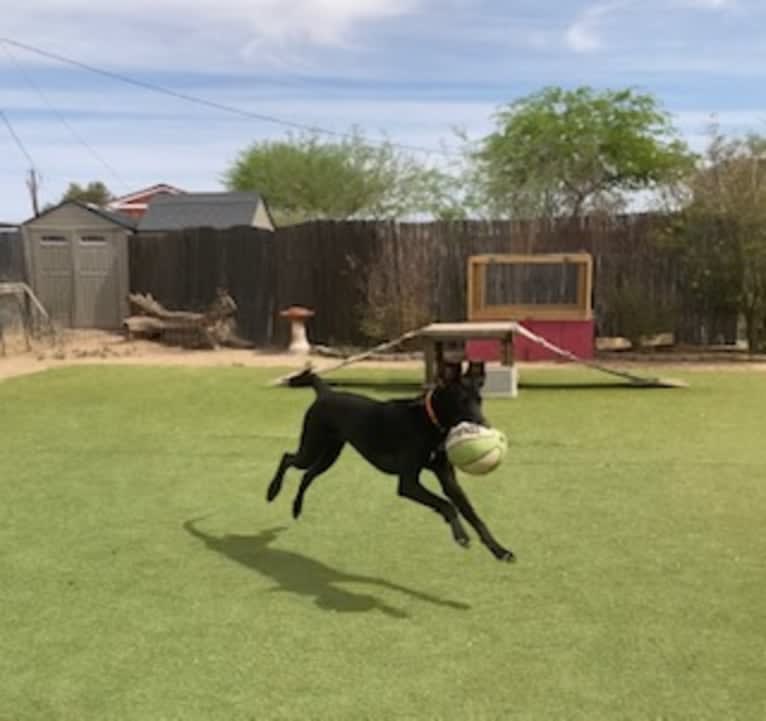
top-left (418, 321), bottom-right (520, 391)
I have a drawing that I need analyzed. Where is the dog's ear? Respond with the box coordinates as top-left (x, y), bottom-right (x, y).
top-left (464, 361), bottom-right (486, 388)
top-left (439, 360), bottom-right (463, 384)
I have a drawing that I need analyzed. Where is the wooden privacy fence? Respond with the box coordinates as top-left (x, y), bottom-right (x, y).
top-left (128, 217), bottom-right (736, 349)
top-left (130, 226), bottom-right (277, 344)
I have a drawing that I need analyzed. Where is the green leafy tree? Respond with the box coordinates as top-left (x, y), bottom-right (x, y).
top-left (675, 130), bottom-right (766, 351)
top-left (469, 86), bottom-right (694, 219)
top-left (60, 181), bottom-right (113, 207)
top-left (224, 131), bottom-right (460, 224)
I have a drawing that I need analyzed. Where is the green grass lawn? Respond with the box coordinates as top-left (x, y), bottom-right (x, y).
top-left (1, 365), bottom-right (765, 721)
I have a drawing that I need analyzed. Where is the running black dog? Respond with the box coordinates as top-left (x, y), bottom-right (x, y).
top-left (267, 365), bottom-right (514, 561)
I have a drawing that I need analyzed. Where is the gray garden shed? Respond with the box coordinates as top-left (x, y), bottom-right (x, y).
top-left (22, 201), bottom-right (135, 329)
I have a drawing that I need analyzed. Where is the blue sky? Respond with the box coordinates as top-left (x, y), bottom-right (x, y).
top-left (2, 0), bottom-right (766, 221)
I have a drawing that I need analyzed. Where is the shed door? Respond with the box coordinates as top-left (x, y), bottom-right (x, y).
top-left (28, 230), bottom-right (75, 326)
top-left (73, 230), bottom-right (123, 328)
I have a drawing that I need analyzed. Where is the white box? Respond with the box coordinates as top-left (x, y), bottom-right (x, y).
top-left (483, 365), bottom-right (518, 398)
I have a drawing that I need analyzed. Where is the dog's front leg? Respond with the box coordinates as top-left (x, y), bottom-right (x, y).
top-left (397, 472), bottom-right (470, 548)
top-left (430, 455), bottom-right (515, 562)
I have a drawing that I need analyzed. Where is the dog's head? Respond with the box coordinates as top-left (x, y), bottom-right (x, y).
top-left (431, 361), bottom-right (487, 429)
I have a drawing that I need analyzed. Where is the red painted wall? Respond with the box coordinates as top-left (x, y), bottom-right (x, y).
top-left (466, 320), bottom-right (595, 362)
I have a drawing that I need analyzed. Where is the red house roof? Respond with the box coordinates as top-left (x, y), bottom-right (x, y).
top-left (108, 183), bottom-right (185, 219)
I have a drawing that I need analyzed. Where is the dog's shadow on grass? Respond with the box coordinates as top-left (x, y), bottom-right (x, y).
top-left (518, 381), bottom-right (674, 391)
top-left (183, 520), bottom-right (470, 619)
top-left (323, 379), bottom-right (423, 395)
top-left (323, 379), bottom-right (674, 393)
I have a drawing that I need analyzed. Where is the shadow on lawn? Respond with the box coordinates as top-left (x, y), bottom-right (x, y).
top-left (305, 378), bottom-right (673, 393)
top-left (322, 379), bottom-right (423, 394)
top-left (518, 381), bottom-right (665, 390)
top-left (183, 520), bottom-right (470, 619)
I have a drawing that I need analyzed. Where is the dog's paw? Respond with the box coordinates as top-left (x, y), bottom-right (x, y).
top-left (266, 482), bottom-right (282, 502)
top-left (491, 545), bottom-right (516, 562)
top-left (292, 499), bottom-right (303, 519)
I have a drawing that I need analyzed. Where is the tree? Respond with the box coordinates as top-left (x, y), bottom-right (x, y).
top-left (60, 181), bottom-right (113, 207)
top-left (469, 86), bottom-right (694, 220)
top-left (674, 130), bottom-right (766, 351)
top-left (224, 131), bottom-right (460, 224)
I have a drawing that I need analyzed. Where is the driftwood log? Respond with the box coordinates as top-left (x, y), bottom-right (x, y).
top-left (124, 289), bottom-right (252, 349)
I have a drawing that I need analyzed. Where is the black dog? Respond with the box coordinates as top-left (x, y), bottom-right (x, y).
top-left (267, 364), bottom-right (514, 561)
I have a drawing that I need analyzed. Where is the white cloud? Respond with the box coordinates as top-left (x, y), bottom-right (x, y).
top-left (2, 0), bottom-right (418, 71)
top-left (564, 0), bottom-right (743, 56)
top-left (565, 22), bottom-right (602, 53)
top-left (565, 0), bottom-right (634, 53)
top-left (675, 0), bottom-right (736, 8)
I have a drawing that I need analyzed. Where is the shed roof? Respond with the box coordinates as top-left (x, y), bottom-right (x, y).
top-left (137, 192), bottom-right (274, 232)
top-left (22, 201), bottom-right (137, 229)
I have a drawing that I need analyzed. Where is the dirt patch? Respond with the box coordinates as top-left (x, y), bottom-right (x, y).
top-left (2, 329), bottom-right (766, 383)
top-left (0, 329), bottom-right (421, 383)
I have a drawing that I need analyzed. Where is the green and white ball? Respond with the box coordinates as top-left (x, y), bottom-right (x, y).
top-left (445, 422), bottom-right (508, 476)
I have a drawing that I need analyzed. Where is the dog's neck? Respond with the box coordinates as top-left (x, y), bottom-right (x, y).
top-left (424, 389), bottom-right (445, 432)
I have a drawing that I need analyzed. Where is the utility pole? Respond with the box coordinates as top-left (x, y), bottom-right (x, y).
top-left (26, 168), bottom-right (40, 216)
top-left (0, 110), bottom-right (41, 216)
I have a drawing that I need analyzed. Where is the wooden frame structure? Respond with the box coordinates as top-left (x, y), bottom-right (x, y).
top-left (418, 322), bottom-right (518, 387)
top-left (0, 282), bottom-right (55, 356)
top-left (273, 320), bottom-right (686, 395)
top-left (468, 252), bottom-right (593, 322)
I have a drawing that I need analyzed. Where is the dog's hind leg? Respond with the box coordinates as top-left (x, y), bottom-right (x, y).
top-left (267, 411), bottom-right (327, 502)
top-left (292, 441), bottom-right (344, 519)
top-left (397, 473), bottom-right (470, 547)
top-left (267, 452), bottom-right (297, 502)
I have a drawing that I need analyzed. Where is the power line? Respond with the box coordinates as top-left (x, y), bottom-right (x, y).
top-left (1, 42), bottom-right (130, 193)
top-left (0, 107), bottom-right (37, 168)
top-left (0, 37), bottom-right (457, 158)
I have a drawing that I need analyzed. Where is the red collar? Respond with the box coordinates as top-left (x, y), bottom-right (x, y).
top-left (424, 389), bottom-right (444, 431)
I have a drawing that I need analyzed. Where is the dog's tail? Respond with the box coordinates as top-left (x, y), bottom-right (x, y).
top-left (287, 367), bottom-right (328, 395)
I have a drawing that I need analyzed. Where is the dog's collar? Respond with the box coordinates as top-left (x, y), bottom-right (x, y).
top-left (424, 389), bottom-right (445, 431)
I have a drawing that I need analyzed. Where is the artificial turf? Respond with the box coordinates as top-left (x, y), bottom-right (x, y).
top-left (1, 365), bottom-right (764, 720)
